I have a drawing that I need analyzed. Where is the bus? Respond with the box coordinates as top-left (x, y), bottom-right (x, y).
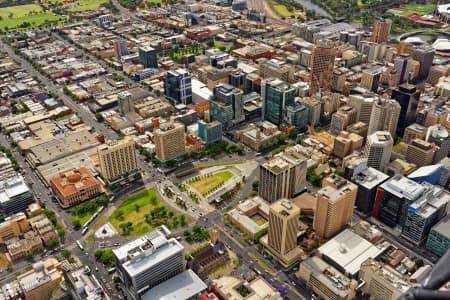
top-left (76, 240), bottom-right (84, 251)
top-left (108, 267), bottom-right (116, 274)
top-left (81, 227), bottom-right (88, 235)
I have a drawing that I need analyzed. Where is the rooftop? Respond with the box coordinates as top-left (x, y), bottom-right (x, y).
top-left (431, 214), bottom-right (450, 238)
top-left (351, 167), bottom-right (389, 190)
top-left (141, 269), bottom-right (206, 300)
top-left (318, 229), bottom-right (385, 276)
top-left (380, 175), bottom-right (425, 201)
top-left (0, 175), bottom-right (30, 204)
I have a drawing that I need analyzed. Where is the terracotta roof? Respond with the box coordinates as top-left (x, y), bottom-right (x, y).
top-left (51, 167), bottom-right (99, 197)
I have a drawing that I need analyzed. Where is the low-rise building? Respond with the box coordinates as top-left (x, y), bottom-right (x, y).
top-left (50, 167), bottom-right (103, 208)
top-left (0, 212), bottom-right (30, 243)
top-left (7, 231), bottom-right (43, 261)
top-left (65, 265), bottom-right (104, 300)
top-left (227, 197), bottom-right (269, 240)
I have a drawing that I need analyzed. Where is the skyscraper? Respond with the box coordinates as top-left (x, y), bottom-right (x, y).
top-left (348, 94), bottom-right (376, 125)
top-left (114, 38), bottom-right (129, 58)
top-left (309, 42), bottom-right (336, 95)
top-left (113, 229), bottom-right (185, 299)
top-left (394, 53), bottom-right (412, 84)
top-left (392, 84), bottom-right (420, 137)
top-left (314, 174), bottom-right (357, 239)
top-left (412, 46), bottom-right (435, 78)
top-left (372, 18), bottom-right (391, 44)
top-left (364, 131), bottom-right (393, 172)
top-left (330, 105), bottom-right (358, 135)
top-left (97, 138), bottom-right (138, 183)
top-left (118, 91), bottom-right (133, 115)
top-left (426, 125), bottom-right (450, 163)
top-left (209, 83), bottom-right (244, 129)
top-left (361, 68), bottom-right (381, 92)
top-left (259, 154), bottom-right (307, 203)
top-left (138, 46), bottom-right (158, 69)
top-left (265, 199), bottom-right (302, 268)
top-left (154, 121), bottom-right (186, 163)
top-left (164, 69), bottom-right (192, 105)
top-left (367, 98), bottom-right (401, 137)
top-left (261, 79), bottom-right (296, 125)
top-left (405, 139), bottom-right (436, 167)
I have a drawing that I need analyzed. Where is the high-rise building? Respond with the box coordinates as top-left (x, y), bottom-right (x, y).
top-left (153, 122), bottom-right (186, 163)
top-left (426, 214), bottom-right (450, 257)
top-left (348, 94), bottom-right (376, 125)
top-left (372, 175), bottom-right (425, 228)
top-left (97, 138), bottom-right (138, 183)
top-left (394, 53), bottom-right (412, 84)
top-left (371, 90), bottom-right (396, 128)
top-left (412, 46), bottom-right (435, 78)
top-left (262, 79), bottom-right (296, 125)
top-left (298, 96), bottom-right (321, 126)
top-left (0, 175), bottom-right (33, 215)
top-left (360, 258), bottom-right (411, 300)
top-left (364, 131), bottom-right (393, 172)
top-left (351, 167), bottom-right (389, 214)
top-left (265, 199), bottom-right (302, 268)
top-left (372, 18), bottom-right (391, 44)
top-left (164, 69), bottom-right (192, 105)
top-left (361, 68), bottom-right (381, 92)
top-left (283, 104), bottom-right (309, 129)
top-left (113, 229), bottom-right (185, 299)
top-left (392, 84), bottom-right (420, 137)
top-left (260, 59), bottom-right (294, 82)
top-left (401, 185), bottom-right (450, 246)
top-left (197, 120), bottom-right (222, 144)
top-left (330, 105), bottom-right (358, 135)
top-left (209, 83), bottom-right (244, 129)
top-left (403, 123), bottom-right (427, 144)
top-left (259, 154), bottom-right (307, 203)
top-left (314, 174), bottom-right (357, 239)
top-left (309, 42), bottom-right (336, 95)
top-left (118, 91), bottom-right (133, 115)
top-left (405, 139), bottom-right (436, 167)
top-left (427, 125), bottom-right (450, 163)
top-left (114, 38), bottom-right (129, 58)
top-left (138, 46), bottom-right (158, 69)
top-left (427, 65), bottom-right (448, 85)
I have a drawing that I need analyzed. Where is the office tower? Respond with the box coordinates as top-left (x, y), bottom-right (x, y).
top-left (392, 84), bottom-right (420, 137)
top-left (0, 175), bottom-right (33, 215)
top-left (401, 186), bottom-right (450, 246)
top-left (259, 59), bottom-right (294, 82)
top-left (262, 79), bottom-right (296, 125)
top-left (309, 42), bottom-right (336, 95)
top-left (364, 131), bottom-right (393, 172)
top-left (197, 120), bottom-right (222, 144)
top-left (412, 46), bottom-right (435, 78)
top-left (346, 122), bottom-right (368, 139)
top-left (372, 18), bottom-right (391, 43)
top-left (314, 174), bottom-right (357, 238)
top-left (330, 105), bottom-right (357, 135)
top-left (114, 38), bottom-right (129, 58)
top-left (259, 154), bottom-right (307, 203)
top-left (228, 70), bottom-right (245, 89)
top-left (266, 199), bottom-right (301, 268)
top-left (427, 125), bottom-right (450, 163)
top-left (154, 122), bottom-right (186, 162)
top-left (360, 259), bottom-right (411, 300)
top-left (394, 53), bottom-right (412, 84)
top-left (373, 175), bottom-right (425, 228)
top-left (113, 229), bottom-right (185, 299)
top-left (426, 214), bottom-right (450, 257)
top-left (403, 123), bottom-right (427, 144)
top-left (283, 104), bottom-right (308, 129)
top-left (361, 68), bottom-right (381, 92)
top-left (209, 83), bottom-right (244, 129)
top-left (97, 138), bottom-right (138, 183)
top-left (351, 167), bottom-right (389, 214)
top-left (164, 69), bottom-right (192, 105)
top-left (118, 91), bottom-right (133, 115)
top-left (427, 65), bottom-right (448, 85)
top-left (333, 131), bottom-right (364, 159)
top-left (348, 94), bottom-right (376, 125)
top-left (138, 46), bottom-right (158, 69)
top-left (405, 139), bottom-right (436, 167)
top-left (298, 97), bottom-right (321, 126)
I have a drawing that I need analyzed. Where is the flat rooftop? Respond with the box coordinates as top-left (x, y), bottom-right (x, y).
top-left (379, 175), bottom-right (425, 201)
top-left (261, 156), bottom-right (291, 174)
top-left (432, 214), bottom-right (450, 238)
top-left (141, 269), bottom-right (206, 300)
top-left (351, 167), bottom-right (389, 190)
top-left (318, 229), bottom-right (385, 276)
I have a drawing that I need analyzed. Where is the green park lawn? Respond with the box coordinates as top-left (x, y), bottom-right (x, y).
top-left (0, 5), bottom-right (66, 32)
top-left (272, 4), bottom-right (297, 17)
top-left (67, 0), bottom-right (109, 12)
top-left (146, 0), bottom-right (162, 3)
top-left (388, 3), bottom-right (436, 17)
top-left (109, 188), bottom-right (189, 236)
top-left (72, 213), bottom-right (93, 226)
top-left (188, 170), bottom-right (234, 196)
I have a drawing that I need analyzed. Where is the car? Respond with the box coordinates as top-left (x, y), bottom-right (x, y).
top-left (95, 267), bottom-right (99, 272)
top-left (113, 243), bottom-right (121, 246)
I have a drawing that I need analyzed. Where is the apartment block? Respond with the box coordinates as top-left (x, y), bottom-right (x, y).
top-left (97, 138), bottom-right (137, 183)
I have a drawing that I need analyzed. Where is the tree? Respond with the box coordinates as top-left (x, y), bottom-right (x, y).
top-left (95, 112), bottom-right (104, 122)
top-left (289, 128), bottom-right (298, 138)
top-left (310, 175), bottom-right (322, 187)
top-left (62, 249), bottom-right (72, 259)
top-left (415, 258), bottom-right (424, 268)
top-left (252, 180), bottom-right (259, 192)
top-left (47, 238), bottom-right (59, 249)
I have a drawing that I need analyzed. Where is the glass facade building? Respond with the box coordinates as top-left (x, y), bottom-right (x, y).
top-left (164, 69), bottom-right (192, 105)
top-left (262, 79), bottom-right (295, 126)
